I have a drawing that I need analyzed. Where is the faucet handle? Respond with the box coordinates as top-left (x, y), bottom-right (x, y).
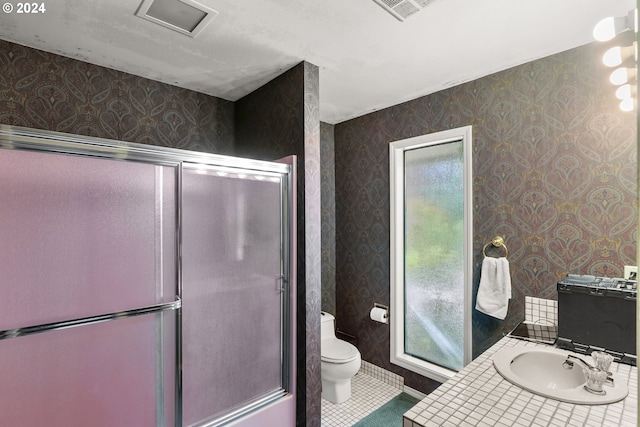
top-left (591, 351), bottom-right (614, 375)
top-left (583, 367), bottom-right (608, 394)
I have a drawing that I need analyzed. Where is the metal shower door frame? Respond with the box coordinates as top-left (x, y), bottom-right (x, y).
top-left (0, 124), bottom-right (295, 427)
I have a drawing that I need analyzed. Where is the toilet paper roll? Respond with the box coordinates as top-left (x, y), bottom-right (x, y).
top-left (370, 306), bottom-right (388, 323)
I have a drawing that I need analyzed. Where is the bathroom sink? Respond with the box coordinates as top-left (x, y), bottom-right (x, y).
top-left (493, 346), bottom-right (628, 405)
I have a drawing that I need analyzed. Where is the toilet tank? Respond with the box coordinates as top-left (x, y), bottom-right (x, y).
top-left (321, 311), bottom-right (336, 338)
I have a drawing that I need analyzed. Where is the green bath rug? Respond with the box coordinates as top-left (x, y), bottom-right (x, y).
top-left (352, 392), bottom-right (420, 427)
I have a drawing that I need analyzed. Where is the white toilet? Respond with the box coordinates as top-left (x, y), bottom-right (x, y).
top-left (320, 311), bottom-right (361, 404)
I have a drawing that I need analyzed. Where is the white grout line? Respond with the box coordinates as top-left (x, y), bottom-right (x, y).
top-left (321, 370), bottom-right (402, 426)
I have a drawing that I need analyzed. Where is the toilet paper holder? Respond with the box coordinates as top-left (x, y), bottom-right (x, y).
top-left (370, 303), bottom-right (389, 324)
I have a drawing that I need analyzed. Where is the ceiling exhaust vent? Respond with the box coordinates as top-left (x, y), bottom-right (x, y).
top-left (372, 0), bottom-right (437, 21)
top-left (136, 0), bottom-right (218, 38)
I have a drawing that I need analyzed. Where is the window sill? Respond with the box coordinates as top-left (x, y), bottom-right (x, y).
top-left (390, 352), bottom-right (457, 384)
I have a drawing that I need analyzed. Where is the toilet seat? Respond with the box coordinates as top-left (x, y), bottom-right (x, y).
top-left (321, 338), bottom-right (359, 363)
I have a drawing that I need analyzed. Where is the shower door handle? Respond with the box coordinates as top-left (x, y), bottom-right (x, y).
top-left (276, 275), bottom-right (286, 293)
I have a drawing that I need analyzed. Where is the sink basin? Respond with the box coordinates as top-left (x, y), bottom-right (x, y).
top-left (493, 346), bottom-right (628, 405)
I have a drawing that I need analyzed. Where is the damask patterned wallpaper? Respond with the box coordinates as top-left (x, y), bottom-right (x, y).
top-left (0, 40), bottom-right (322, 426)
top-left (235, 62), bottom-right (323, 427)
top-left (332, 41), bottom-right (637, 394)
top-left (0, 40), bottom-right (234, 153)
top-left (2, 34), bottom-right (637, 416)
top-left (321, 122), bottom-right (337, 315)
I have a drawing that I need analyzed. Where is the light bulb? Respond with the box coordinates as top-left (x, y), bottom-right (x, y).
top-left (594, 17), bottom-right (617, 41)
top-left (603, 43), bottom-right (638, 67)
top-left (610, 67), bottom-right (630, 85)
top-left (619, 98), bottom-right (635, 111)
top-left (593, 11), bottom-right (636, 42)
top-left (615, 84), bottom-right (633, 100)
top-left (603, 46), bottom-right (623, 67)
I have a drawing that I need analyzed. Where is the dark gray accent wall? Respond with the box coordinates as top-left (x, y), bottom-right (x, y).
top-left (302, 62), bottom-right (322, 427)
top-left (321, 122), bottom-right (336, 315)
top-left (0, 40), bottom-right (234, 153)
top-left (234, 62), bottom-right (322, 427)
top-left (0, 40), bottom-right (323, 426)
top-left (333, 41), bottom-right (637, 395)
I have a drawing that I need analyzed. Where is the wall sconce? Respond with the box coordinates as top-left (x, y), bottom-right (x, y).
top-left (594, 9), bottom-right (638, 112)
top-left (593, 10), bottom-right (637, 41)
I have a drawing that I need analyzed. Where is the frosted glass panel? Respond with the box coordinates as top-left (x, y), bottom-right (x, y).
top-left (404, 141), bottom-right (464, 371)
top-left (0, 311), bottom-right (176, 427)
top-left (0, 149), bottom-right (177, 329)
top-left (181, 166), bottom-right (284, 426)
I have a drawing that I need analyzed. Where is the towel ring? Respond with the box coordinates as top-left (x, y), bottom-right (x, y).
top-left (483, 236), bottom-right (508, 258)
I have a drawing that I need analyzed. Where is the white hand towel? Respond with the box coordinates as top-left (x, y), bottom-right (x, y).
top-left (475, 257), bottom-right (512, 320)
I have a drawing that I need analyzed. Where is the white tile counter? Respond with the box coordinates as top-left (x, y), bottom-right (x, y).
top-left (403, 337), bottom-right (637, 427)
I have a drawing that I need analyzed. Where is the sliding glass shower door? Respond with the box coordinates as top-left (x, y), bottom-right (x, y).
top-left (0, 125), bottom-right (295, 427)
top-left (0, 148), bottom-right (178, 426)
top-left (181, 164), bottom-right (291, 426)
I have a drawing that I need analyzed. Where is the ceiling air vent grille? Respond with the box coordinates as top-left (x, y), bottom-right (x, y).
top-left (135, 0), bottom-right (218, 38)
top-left (414, 0), bottom-right (438, 7)
top-left (372, 0), bottom-right (437, 21)
top-left (380, 0), bottom-right (404, 7)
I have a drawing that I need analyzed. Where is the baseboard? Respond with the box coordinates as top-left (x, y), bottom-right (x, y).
top-left (359, 360), bottom-right (428, 401)
top-left (402, 385), bottom-right (427, 401)
top-left (359, 360), bottom-right (404, 390)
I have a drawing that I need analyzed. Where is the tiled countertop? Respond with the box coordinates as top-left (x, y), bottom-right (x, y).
top-left (403, 337), bottom-right (637, 426)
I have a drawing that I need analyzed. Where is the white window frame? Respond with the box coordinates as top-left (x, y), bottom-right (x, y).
top-left (389, 126), bottom-right (473, 383)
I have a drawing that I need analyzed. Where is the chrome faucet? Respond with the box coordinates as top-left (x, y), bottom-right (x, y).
top-left (562, 354), bottom-right (614, 391)
top-left (562, 354), bottom-right (594, 370)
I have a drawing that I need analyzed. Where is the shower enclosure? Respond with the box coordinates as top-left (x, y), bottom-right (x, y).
top-left (0, 125), bottom-right (296, 427)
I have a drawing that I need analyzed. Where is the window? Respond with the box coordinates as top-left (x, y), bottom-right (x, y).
top-left (389, 126), bottom-right (472, 383)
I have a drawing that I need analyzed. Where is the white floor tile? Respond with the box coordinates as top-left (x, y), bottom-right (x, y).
top-left (321, 370), bottom-right (402, 426)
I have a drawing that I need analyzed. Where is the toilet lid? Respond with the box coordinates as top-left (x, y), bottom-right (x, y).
top-left (321, 338), bottom-right (360, 363)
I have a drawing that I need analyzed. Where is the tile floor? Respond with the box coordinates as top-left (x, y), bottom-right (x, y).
top-left (321, 369), bottom-right (403, 426)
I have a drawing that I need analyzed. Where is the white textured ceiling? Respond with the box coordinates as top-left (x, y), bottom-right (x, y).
top-left (0, 0), bottom-right (635, 124)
